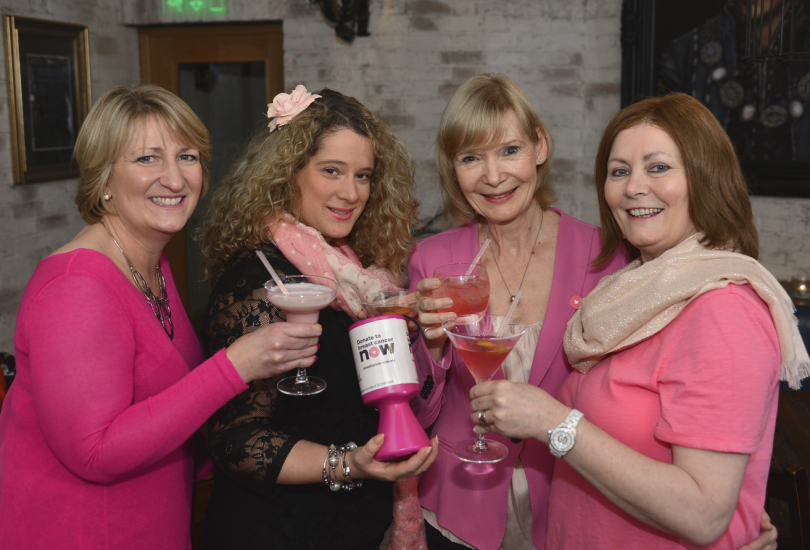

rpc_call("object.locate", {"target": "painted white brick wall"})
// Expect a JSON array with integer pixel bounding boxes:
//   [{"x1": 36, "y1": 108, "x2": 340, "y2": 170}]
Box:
[
  {"x1": 0, "y1": 0, "x2": 807, "y2": 352},
  {"x1": 0, "y1": 1, "x2": 140, "y2": 352}
]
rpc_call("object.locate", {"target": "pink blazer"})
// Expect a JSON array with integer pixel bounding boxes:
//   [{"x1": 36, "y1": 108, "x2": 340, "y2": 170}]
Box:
[{"x1": 407, "y1": 209, "x2": 628, "y2": 550}]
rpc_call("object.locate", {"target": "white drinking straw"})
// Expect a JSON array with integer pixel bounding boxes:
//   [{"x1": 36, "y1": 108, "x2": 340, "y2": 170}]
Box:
[
  {"x1": 465, "y1": 238, "x2": 492, "y2": 276},
  {"x1": 256, "y1": 250, "x2": 289, "y2": 294},
  {"x1": 497, "y1": 289, "x2": 523, "y2": 336}
]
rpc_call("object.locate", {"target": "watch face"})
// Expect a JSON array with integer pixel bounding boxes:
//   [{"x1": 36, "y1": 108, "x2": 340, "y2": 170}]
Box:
[{"x1": 550, "y1": 427, "x2": 575, "y2": 453}]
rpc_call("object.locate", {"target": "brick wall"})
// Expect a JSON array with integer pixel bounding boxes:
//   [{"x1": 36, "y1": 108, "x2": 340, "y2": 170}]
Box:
[
  {"x1": 0, "y1": 1, "x2": 140, "y2": 353},
  {"x1": 0, "y1": 0, "x2": 807, "y2": 351}
]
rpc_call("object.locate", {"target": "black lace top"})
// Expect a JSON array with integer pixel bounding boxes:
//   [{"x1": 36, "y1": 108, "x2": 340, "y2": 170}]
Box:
[{"x1": 200, "y1": 244, "x2": 392, "y2": 550}]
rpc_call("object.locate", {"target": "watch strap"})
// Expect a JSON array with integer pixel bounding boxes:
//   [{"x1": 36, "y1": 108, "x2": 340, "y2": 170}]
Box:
[{"x1": 547, "y1": 409, "x2": 584, "y2": 458}]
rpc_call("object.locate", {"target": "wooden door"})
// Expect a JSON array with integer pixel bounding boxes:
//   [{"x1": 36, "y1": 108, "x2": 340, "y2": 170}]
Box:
[{"x1": 139, "y1": 23, "x2": 283, "y2": 330}]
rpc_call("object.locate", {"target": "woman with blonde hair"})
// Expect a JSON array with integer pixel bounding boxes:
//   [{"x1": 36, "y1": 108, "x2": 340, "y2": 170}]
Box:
[
  {"x1": 0, "y1": 84, "x2": 321, "y2": 549},
  {"x1": 199, "y1": 86, "x2": 437, "y2": 550},
  {"x1": 410, "y1": 73, "x2": 628, "y2": 550}
]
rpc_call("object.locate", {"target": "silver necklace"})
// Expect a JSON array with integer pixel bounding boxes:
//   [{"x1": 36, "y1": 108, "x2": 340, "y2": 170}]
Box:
[
  {"x1": 102, "y1": 223, "x2": 174, "y2": 339},
  {"x1": 486, "y1": 209, "x2": 545, "y2": 303}
]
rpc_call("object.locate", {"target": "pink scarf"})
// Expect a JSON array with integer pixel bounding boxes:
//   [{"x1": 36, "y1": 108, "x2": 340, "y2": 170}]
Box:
[
  {"x1": 270, "y1": 214, "x2": 427, "y2": 550},
  {"x1": 270, "y1": 215, "x2": 402, "y2": 320}
]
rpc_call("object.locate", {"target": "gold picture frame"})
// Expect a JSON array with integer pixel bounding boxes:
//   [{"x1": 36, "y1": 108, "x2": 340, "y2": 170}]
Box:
[{"x1": 3, "y1": 15, "x2": 91, "y2": 184}]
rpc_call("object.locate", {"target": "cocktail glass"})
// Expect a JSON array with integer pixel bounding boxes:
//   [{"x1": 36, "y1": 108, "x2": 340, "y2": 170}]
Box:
[
  {"x1": 264, "y1": 275, "x2": 338, "y2": 396},
  {"x1": 433, "y1": 263, "x2": 489, "y2": 322},
  {"x1": 443, "y1": 314, "x2": 527, "y2": 463},
  {"x1": 359, "y1": 290, "x2": 417, "y2": 318}
]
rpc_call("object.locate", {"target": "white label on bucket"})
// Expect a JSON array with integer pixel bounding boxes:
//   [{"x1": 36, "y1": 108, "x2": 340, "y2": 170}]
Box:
[{"x1": 349, "y1": 317, "x2": 418, "y2": 395}]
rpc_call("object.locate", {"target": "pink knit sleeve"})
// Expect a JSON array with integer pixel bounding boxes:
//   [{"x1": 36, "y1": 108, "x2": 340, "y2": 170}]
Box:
[
  {"x1": 24, "y1": 273, "x2": 246, "y2": 483},
  {"x1": 407, "y1": 242, "x2": 458, "y2": 428}
]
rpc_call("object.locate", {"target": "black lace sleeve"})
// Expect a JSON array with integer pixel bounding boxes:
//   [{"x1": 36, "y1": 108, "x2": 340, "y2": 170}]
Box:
[
  {"x1": 201, "y1": 246, "x2": 393, "y2": 548},
  {"x1": 203, "y1": 245, "x2": 302, "y2": 495}
]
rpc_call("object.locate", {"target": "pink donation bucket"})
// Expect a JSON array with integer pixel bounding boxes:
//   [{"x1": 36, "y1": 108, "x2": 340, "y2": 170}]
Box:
[{"x1": 349, "y1": 315, "x2": 430, "y2": 461}]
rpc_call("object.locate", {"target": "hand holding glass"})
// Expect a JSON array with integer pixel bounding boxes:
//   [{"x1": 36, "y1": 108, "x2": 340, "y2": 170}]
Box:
[
  {"x1": 265, "y1": 275, "x2": 337, "y2": 395},
  {"x1": 443, "y1": 314, "x2": 526, "y2": 463},
  {"x1": 433, "y1": 263, "x2": 489, "y2": 320},
  {"x1": 359, "y1": 290, "x2": 417, "y2": 318}
]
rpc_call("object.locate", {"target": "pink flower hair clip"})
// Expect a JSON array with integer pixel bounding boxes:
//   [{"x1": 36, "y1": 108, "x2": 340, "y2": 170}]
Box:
[{"x1": 266, "y1": 85, "x2": 321, "y2": 132}]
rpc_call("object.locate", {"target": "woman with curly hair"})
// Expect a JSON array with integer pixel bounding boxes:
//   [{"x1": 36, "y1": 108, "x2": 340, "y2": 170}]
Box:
[{"x1": 198, "y1": 86, "x2": 437, "y2": 550}]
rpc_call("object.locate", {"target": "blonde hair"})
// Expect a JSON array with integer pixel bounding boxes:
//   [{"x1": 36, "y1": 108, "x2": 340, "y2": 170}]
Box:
[
  {"x1": 74, "y1": 84, "x2": 211, "y2": 224},
  {"x1": 593, "y1": 92, "x2": 758, "y2": 265},
  {"x1": 200, "y1": 89, "x2": 418, "y2": 282},
  {"x1": 436, "y1": 73, "x2": 555, "y2": 224}
]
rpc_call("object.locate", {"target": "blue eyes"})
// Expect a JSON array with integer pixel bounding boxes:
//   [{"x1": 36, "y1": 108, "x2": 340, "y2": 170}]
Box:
[
  {"x1": 458, "y1": 146, "x2": 521, "y2": 164},
  {"x1": 137, "y1": 154, "x2": 198, "y2": 164},
  {"x1": 610, "y1": 164, "x2": 670, "y2": 177}
]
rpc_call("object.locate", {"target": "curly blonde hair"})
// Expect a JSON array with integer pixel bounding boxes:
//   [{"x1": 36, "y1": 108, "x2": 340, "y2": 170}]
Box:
[{"x1": 200, "y1": 88, "x2": 418, "y2": 282}]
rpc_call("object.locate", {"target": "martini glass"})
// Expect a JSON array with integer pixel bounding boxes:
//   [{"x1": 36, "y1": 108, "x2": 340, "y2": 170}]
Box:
[
  {"x1": 433, "y1": 263, "x2": 489, "y2": 322},
  {"x1": 264, "y1": 275, "x2": 337, "y2": 396},
  {"x1": 443, "y1": 314, "x2": 527, "y2": 463}
]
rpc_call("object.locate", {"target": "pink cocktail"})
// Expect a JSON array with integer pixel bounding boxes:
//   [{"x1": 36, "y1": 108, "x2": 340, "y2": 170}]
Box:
[
  {"x1": 433, "y1": 263, "x2": 489, "y2": 319},
  {"x1": 455, "y1": 340, "x2": 512, "y2": 382},
  {"x1": 265, "y1": 275, "x2": 337, "y2": 396},
  {"x1": 443, "y1": 314, "x2": 526, "y2": 463}
]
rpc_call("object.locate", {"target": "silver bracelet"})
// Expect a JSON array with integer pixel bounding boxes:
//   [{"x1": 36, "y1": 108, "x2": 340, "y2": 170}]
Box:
[
  {"x1": 323, "y1": 444, "x2": 342, "y2": 492},
  {"x1": 339, "y1": 442, "x2": 362, "y2": 491}
]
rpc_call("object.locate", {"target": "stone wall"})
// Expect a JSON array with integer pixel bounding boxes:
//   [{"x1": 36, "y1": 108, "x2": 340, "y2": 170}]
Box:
[{"x1": 0, "y1": 0, "x2": 807, "y2": 352}]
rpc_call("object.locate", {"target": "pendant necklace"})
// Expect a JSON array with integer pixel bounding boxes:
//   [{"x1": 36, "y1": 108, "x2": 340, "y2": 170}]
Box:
[
  {"x1": 102, "y1": 222, "x2": 174, "y2": 339},
  {"x1": 486, "y1": 209, "x2": 545, "y2": 304}
]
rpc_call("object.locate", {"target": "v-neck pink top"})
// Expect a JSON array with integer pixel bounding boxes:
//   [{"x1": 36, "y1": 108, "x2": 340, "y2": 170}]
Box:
[{"x1": 0, "y1": 249, "x2": 247, "y2": 550}]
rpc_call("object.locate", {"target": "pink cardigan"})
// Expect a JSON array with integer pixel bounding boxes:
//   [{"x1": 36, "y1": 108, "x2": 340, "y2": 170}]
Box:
[
  {"x1": 407, "y1": 209, "x2": 628, "y2": 550},
  {"x1": 0, "y1": 249, "x2": 247, "y2": 550}
]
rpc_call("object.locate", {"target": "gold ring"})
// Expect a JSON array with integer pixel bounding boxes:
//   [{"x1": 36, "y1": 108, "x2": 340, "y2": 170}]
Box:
[{"x1": 477, "y1": 410, "x2": 487, "y2": 426}]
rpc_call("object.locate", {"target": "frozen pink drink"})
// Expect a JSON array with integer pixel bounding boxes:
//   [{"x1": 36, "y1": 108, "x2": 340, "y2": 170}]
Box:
[{"x1": 267, "y1": 283, "x2": 336, "y2": 323}]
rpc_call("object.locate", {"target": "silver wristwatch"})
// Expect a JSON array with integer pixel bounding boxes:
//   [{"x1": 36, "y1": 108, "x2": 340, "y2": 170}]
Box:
[{"x1": 548, "y1": 409, "x2": 584, "y2": 458}]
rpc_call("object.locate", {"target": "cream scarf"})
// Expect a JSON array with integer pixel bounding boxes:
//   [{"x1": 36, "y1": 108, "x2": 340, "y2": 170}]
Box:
[{"x1": 564, "y1": 233, "x2": 810, "y2": 389}]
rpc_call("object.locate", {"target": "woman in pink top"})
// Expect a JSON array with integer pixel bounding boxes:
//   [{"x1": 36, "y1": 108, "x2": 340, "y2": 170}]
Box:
[
  {"x1": 0, "y1": 85, "x2": 323, "y2": 550},
  {"x1": 471, "y1": 93, "x2": 810, "y2": 549}
]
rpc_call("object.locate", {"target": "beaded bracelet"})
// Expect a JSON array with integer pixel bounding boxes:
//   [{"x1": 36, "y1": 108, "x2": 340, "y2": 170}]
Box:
[
  {"x1": 323, "y1": 444, "x2": 342, "y2": 492},
  {"x1": 339, "y1": 442, "x2": 363, "y2": 491},
  {"x1": 321, "y1": 442, "x2": 363, "y2": 492}
]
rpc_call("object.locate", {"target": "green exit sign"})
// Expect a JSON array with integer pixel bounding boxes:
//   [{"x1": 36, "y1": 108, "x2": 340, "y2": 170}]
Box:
[{"x1": 163, "y1": 0, "x2": 227, "y2": 16}]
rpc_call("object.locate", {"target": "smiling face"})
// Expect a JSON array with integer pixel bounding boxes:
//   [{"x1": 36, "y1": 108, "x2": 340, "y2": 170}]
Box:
[
  {"x1": 295, "y1": 128, "x2": 374, "y2": 240},
  {"x1": 605, "y1": 123, "x2": 696, "y2": 263},
  {"x1": 453, "y1": 110, "x2": 546, "y2": 225},
  {"x1": 105, "y1": 115, "x2": 202, "y2": 245}
]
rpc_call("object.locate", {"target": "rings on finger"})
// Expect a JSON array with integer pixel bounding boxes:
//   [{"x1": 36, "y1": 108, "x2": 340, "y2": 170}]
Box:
[{"x1": 477, "y1": 410, "x2": 488, "y2": 426}]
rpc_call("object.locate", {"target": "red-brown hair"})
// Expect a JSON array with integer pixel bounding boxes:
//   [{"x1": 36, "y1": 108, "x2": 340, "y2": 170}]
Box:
[{"x1": 593, "y1": 92, "x2": 758, "y2": 265}]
